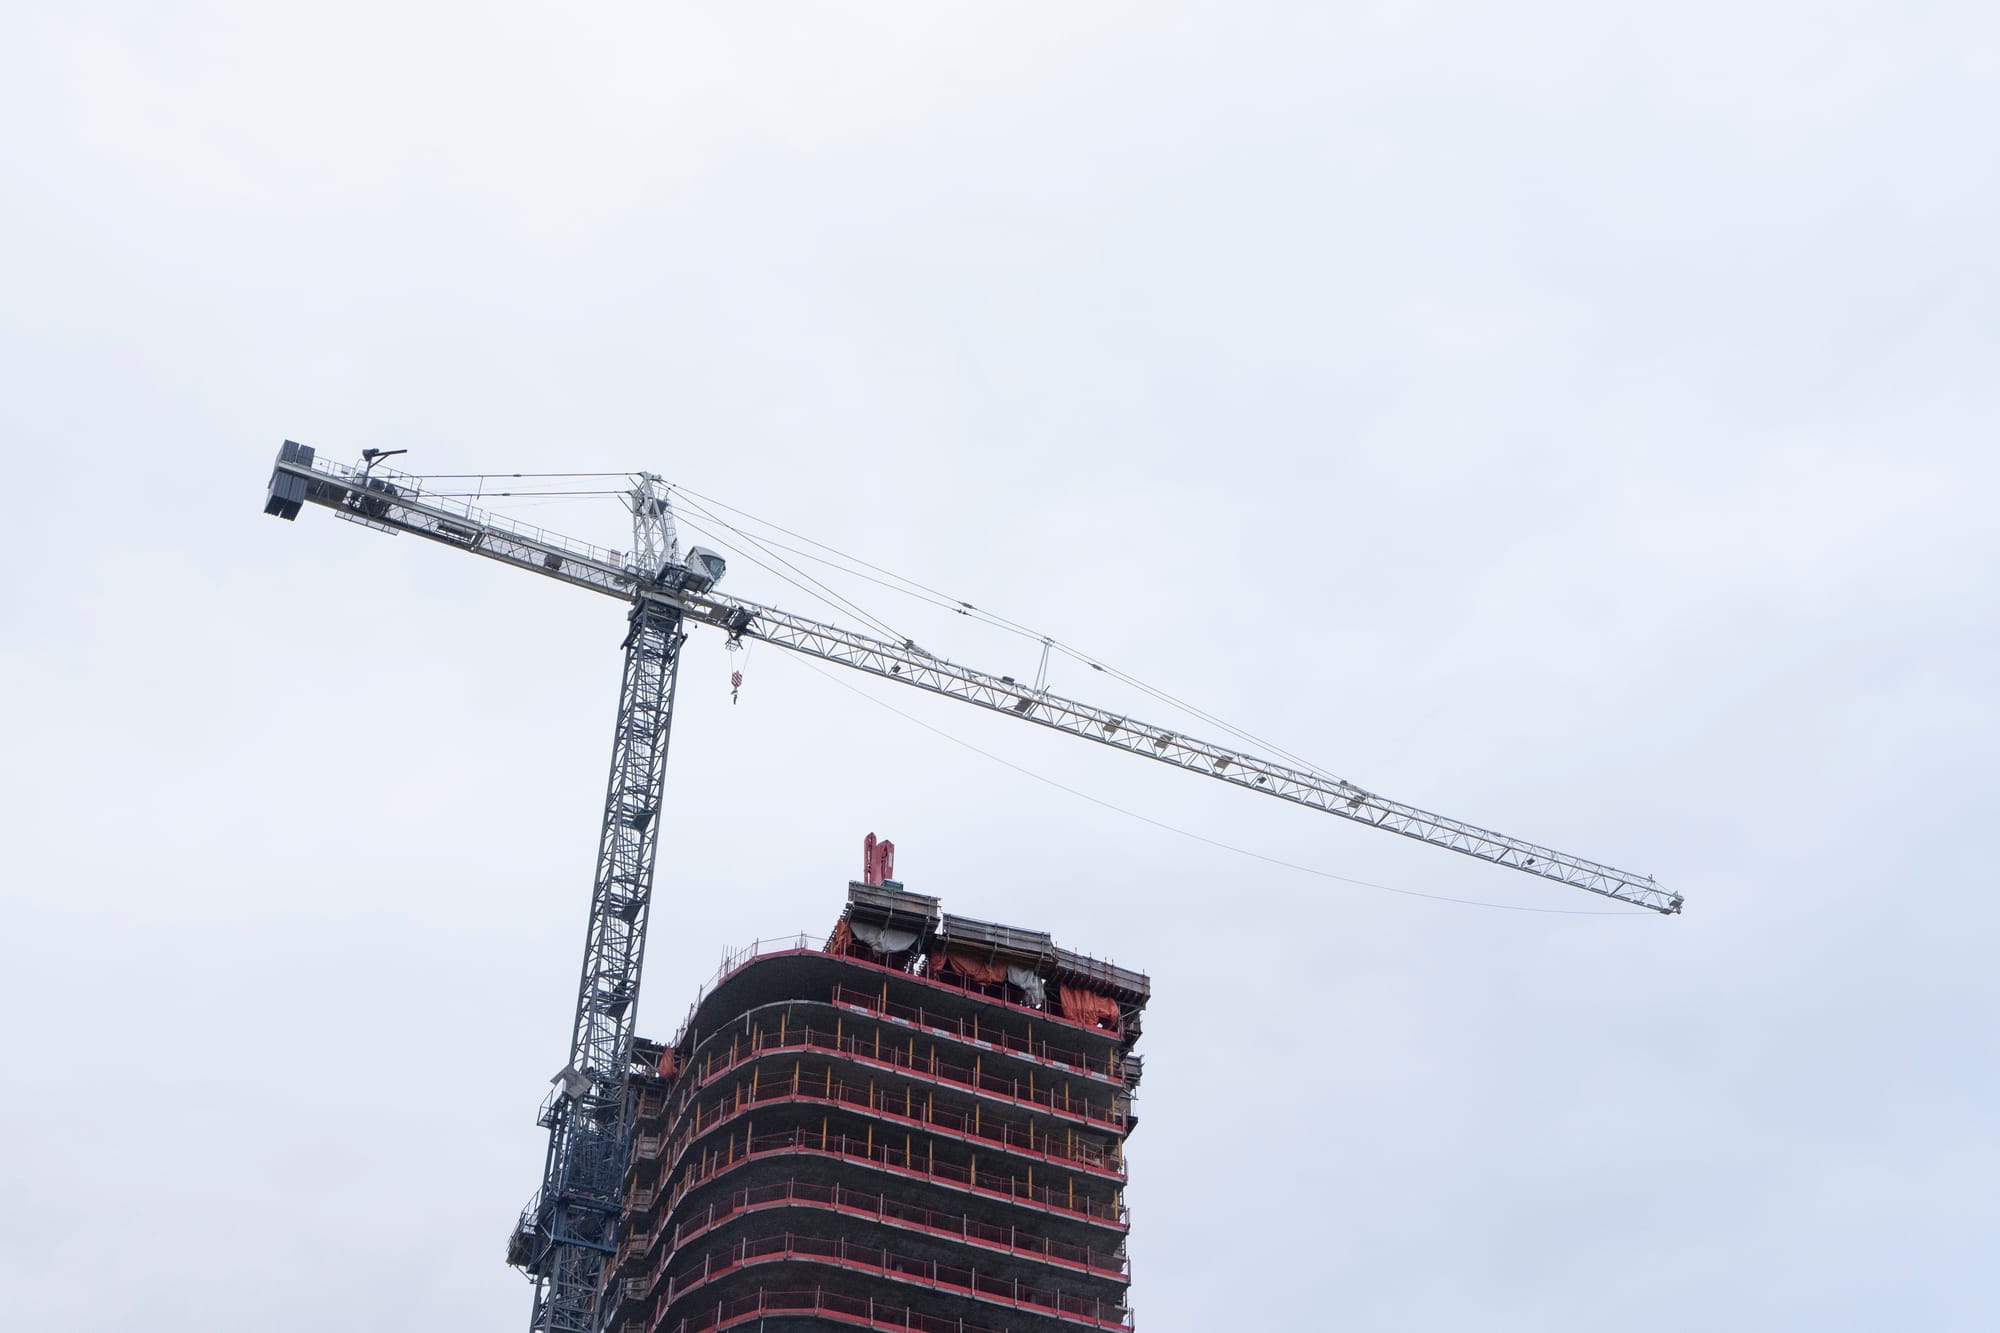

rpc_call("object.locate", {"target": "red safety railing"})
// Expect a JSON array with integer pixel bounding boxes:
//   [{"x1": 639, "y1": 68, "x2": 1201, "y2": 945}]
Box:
[
  {"x1": 668, "y1": 938, "x2": 1128, "y2": 1057},
  {"x1": 668, "y1": 1286, "x2": 1007, "y2": 1333},
  {"x1": 665, "y1": 1069, "x2": 1124, "y2": 1180},
  {"x1": 668, "y1": 1177, "x2": 1127, "y2": 1277},
  {"x1": 860, "y1": 949, "x2": 1127, "y2": 1041},
  {"x1": 829, "y1": 984, "x2": 1125, "y2": 1081},
  {"x1": 664, "y1": 1125, "x2": 1126, "y2": 1226},
  {"x1": 659, "y1": 1231, "x2": 1132, "y2": 1329},
  {"x1": 679, "y1": 1018, "x2": 1125, "y2": 1130},
  {"x1": 679, "y1": 937, "x2": 820, "y2": 1022}
]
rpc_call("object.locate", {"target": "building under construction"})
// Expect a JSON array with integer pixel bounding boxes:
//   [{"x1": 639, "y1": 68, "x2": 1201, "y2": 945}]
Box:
[{"x1": 604, "y1": 870, "x2": 1150, "y2": 1333}]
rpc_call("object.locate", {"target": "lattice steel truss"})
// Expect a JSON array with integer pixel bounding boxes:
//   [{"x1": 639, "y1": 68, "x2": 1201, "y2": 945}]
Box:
[{"x1": 517, "y1": 597, "x2": 684, "y2": 1333}]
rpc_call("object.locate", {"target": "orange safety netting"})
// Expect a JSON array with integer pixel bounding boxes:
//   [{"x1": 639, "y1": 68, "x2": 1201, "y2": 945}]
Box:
[
  {"x1": 828, "y1": 919, "x2": 854, "y2": 954},
  {"x1": 940, "y1": 951, "x2": 1010, "y2": 985},
  {"x1": 1058, "y1": 985, "x2": 1122, "y2": 1031}
]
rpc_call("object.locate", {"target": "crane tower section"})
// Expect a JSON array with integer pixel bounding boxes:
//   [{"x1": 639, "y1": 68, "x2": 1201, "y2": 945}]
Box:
[{"x1": 517, "y1": 593, "x2": 684, "y2": 1333}]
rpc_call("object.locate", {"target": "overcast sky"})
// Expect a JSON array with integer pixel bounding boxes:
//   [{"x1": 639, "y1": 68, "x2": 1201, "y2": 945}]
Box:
[{"x1": 3, "y1": 3, "x2": 1996, "y2": 1330}]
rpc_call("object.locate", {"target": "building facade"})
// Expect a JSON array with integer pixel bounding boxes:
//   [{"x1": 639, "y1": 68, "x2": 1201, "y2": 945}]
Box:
[{"x1": 606, "y1": 878, "x2": 1149, "y2": 1333}]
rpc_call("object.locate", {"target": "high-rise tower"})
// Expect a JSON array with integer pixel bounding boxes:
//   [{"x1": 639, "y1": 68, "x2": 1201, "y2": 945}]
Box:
[{"x1": 606, "y1": 873, "x2": 1149, "y2": 1333}]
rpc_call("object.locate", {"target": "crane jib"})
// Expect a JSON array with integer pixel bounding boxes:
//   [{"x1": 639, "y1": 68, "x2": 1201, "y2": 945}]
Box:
[{"x1": 681, "y1": 599, "x2": 1680, "y2": 915}]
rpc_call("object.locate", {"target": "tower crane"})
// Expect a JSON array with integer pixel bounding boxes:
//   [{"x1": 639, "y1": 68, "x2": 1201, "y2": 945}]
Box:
[{"x1": 261, "y1": 442, "x2": 1679, "y2": 1333}]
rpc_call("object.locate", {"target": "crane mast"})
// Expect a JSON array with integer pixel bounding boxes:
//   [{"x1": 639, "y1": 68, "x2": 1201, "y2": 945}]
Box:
[
  {"x1": 261, "y1": 442, "x2": 1677, "y2": 1331},
  {"x1": 516, "y1": 482, "x2": 687, "y2": 1333}
]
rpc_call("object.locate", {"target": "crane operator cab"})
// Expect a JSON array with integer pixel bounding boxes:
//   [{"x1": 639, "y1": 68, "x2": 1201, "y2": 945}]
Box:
[{"x1": 679, "y1": 546, "x2": 726, "y2": 594}]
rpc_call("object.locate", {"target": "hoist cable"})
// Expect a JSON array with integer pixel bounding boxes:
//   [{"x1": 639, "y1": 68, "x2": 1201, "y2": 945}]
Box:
[
  {"x1": 671, "y1": 484, "x2": 1341, "y2": 778},
  {"x1": 774, "y1": 653, "x2": 1648, "y2": 917},
  {"x1": 671, "y1": 509, "x2": 911, "y2": 646}
]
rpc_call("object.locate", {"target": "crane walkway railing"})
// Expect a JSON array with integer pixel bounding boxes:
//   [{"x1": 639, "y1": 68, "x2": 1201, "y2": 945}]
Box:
[{"x1": 283, "y1": 452, "x2": 638, "y2": 575}]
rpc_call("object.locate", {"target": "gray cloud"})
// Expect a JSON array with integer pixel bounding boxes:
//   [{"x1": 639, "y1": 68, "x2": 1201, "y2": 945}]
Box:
[{"x1": 2, "y1": 3, "x2": 1994, "y2": 1330}]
